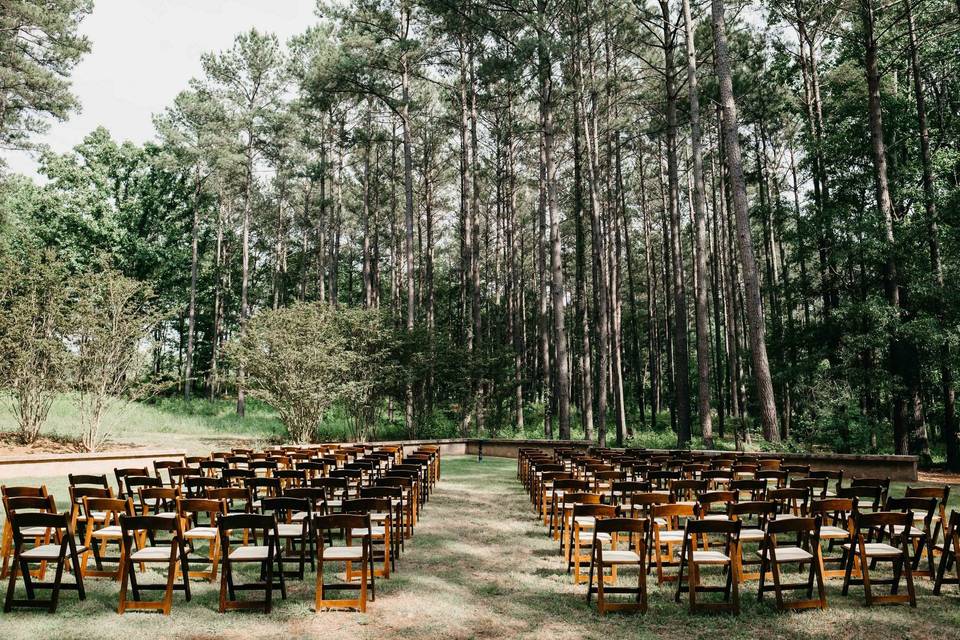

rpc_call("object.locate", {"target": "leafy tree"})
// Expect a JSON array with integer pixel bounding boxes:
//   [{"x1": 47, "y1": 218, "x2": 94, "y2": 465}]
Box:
[
  {"x1": 0, "y1": 240, "x2": 72, "y2": 443},
  {"x1": 70, "y1": 268, "x2": 160, "y2": 451},
  {"x1": 0, "y1": 0, "x2": 92, "y2": 150}
]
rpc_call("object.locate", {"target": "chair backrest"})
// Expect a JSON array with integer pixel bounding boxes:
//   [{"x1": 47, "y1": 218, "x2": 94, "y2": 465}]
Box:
[
  {"x1": 176, "y1": 497, "x2": 225, "y2": 526},
  {"x1": 68, "y1": 473, "x2": 109, "y2": 489},
  {"x1": 837, "y1": 485, "x2": 882, "y2": 511},
  {"x1": 790, "y1": 476, "x2": 829, "y2": 498},
  {"x1": 140, "y1": 487, "x2": 180, "y2": 514},
  {"x1": 84, "y1": 496, "x2": 133, "y2": 525},
  {"x1": 314, "y1": 513, "x2": 369, "y2": 536},
  {"x1": 311, "y1": 477, "x2": 350, "y2": 499},
  {"x1": 809, "y1": 497, "x2": 857, "y2": 529},
  {"x1": 886, "y1": 496, "x2": 936, "y2": 527},
  {"x1": 768, "y1": 487, "x2": 808, "y2": 516},
  {"x1": 1, "y1": 485, "x2": 48, "y2": 499},
  {"x1": 261, "y1": 496, "x2": 311, "y2": 523},
  {"x1": 125, "y1": 474, "x2": 161, "y2": 500},
  {"x1": 651, "y1": 502, "x2": 695, "y2": 529},
  {"x1": 342, "y1": 497, "x2": 392, "y2": 517},
  {"x1": 217, "y1": 513, "x2": 278, "y2": 543},
  {"x1": 765, "y1": 514, "x2": 820, "y2": 539},
  {"x1": 853, "y1": 510, "x2": 912, "y2": 540},
  {"x1": 206, "y1": 487, "x2": 253, "y2": 513},
  {"x1": 69, "y1": 486, "x2": 113, "y2": 521},
  {"x1": 9, "y1": 511, "x2": 72, "y2": 546},
  {"x1": 113, "y1": 467, "x2": 149, "y2": 499},
  {"x1": 684, "y1": 516, "x2": 742, "y2": 538},
  {"x1": 726, "y1": 500, "x2": 777, "y2": 527},
  {"x1": 696, "y1": 491, "x2": 737, "y2": 517},
  {"x1": 4, "y1": 494, "x2": 57, "y2": 515},
  {"x1": 571, "y1": 503, "x2": 617, "y2": 523},
  {"x1": 730, "y1": 479, "x2": 767, "y2": 501}
]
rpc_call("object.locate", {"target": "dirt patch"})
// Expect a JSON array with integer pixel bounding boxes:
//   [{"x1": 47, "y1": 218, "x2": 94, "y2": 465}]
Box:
[
  {"x1": 0, "y1": 431, "x2": 146, "y2": 456},
  {"x1": 918, "y1": 469, "x2": 960, "y2": 485}
]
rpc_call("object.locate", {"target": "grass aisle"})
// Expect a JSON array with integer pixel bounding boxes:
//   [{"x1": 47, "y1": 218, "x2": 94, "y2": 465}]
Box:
[{"x1": 2, "y1": 456, "x2": 960, "y2": 639}]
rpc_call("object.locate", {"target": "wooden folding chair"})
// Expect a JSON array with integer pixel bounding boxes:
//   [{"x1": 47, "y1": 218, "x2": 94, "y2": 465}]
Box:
[
  {"x1": 587, "y1": 517, "x2": 648, "y2": 615},
  {"x1": 1, "y1": 486, "x2": 49, "y2": 579},
  {"x1": 571, "y1": 503, "x2": 617, "y2": 585},
  {"x1": 650, "y1": 502, "x2": 695, "y2": 584},
  {"x1": 217, "y1": 513, "x2": 286, "y2": 613},
  {"x1": 756, "y1": 515, "x2": 827, "y2": 610},
  {"x1": 314, "y1": 513, "x2": 374, "y2": 612},
  {"x1": 726, "y1": 500, "x2": 777, "y2": 581},
  {"x1": 933, "y1": 509, "x2": 960, "y2": 595},
  {"x1": 885, "y1": 496, "x2": 937, "y2": 578},
  {"x1": 342, "y1": 497, "x2": 393, "y2": 579},
  {"x1": 809, "y1": 497, "x2": 857, "y2": 579},
  {"x1": 675, "y1": 518, "x2": 741, "y2": 614},
  {"x1": 176, "y1": 497, "x2": 225, "y2": 582},
  {"x1": 3, "y1": 511, "x2": 85, "y2": 613},
  {"x1": 261, "y1": 496, "x2": 314, "y2": 579},
  {"x1": 841, "y1": 510, "x2": 916, "y2": 607},
  {"x1": 80, "y1": 496, "x2": 133, "y2": 578},
  {"x1": 117, "y1": 514, "x2": 191, "y2": 614}
]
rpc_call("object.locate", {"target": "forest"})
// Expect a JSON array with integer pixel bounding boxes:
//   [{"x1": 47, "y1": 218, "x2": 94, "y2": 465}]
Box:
[{"x1": 1, "y1": 0, "x2": 959, "y2": 466}]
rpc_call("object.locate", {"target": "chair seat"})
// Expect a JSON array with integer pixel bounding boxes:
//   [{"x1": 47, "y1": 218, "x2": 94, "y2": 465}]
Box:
[
  {"x1": 740, "y1": 528, "x2": 764, "y2": 542},
  {"x1": 841, "y1": 542, "x2": 902, "y2": 558},
  {"x1": 690, "y1": 550, "x2": 730, "y2": 564},
  {"x1": 21, "y1": 543, "x2": 84, "y2": 561},
  {"x1": 322, "y1": 545, "x2": 364, "y2": 561},
  {"x1": 656, "y1": 529, "x2": 684, "y2": 543},
  {"x1": 774, "y1": 514, "x2": 799, "y2": 521},
  {"x1": 757, "y1": 546, "x2": 812, "y2": 562},
  {"x1": 92, "y1": 525, "x2": 123, "y2": 539},
  {"x1": 598, "y1": 550, "x2": 641, "y2": 564},
  {"x1": 574, "y1": 516, "x2": 596, "y2": 527},
  {"x1": 276, "y1": 523, "x2": 307, "y2": 537},
  {"x1": 327, "y1": 499, "x2": 342, "y2": 508},
  {"x1": 229, "y1": 545, "x2": 270, "y2": 561},
  {"x1": 577, "y1": 532, "x2": 611, "y2": 542},
  {"x1": 674, "y1": 500, "x2": 697, "y2": 507},
  {"x1": 292, "y1": 511, "x2": 310, "y2": 521},
  {"x1": 184, "y1": 526, "x2": 218, "y2": 540},
  {"x1": 891, "y1": 525, "x2": 925, "y2": 538},
  {"x1": 702, "y1": 514, "x2": 729, "y2": 521},
  {"x1": 819, "y1": 526, "x2": 849, "y2": 539},
  {"x1": 153, "y1": 512, "x2": 178, "y2": 519},
  {"x1": 350, "y1": 526, "x2": 386, "y2": 537},
  {"x1": 21, "y1": 526, "x2": 55, "y2": 536},
  {"x1": 130, "y1": 547, "x2": 174, "y2": 562}
]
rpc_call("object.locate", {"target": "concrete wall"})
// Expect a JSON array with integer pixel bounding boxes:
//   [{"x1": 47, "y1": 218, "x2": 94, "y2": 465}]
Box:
[
  {"x1": 0, "y1": 439, "x2": 918, "y2": 481},
  {"x1": 463, "y1": 439, "x2": 919, "y2": 482},
  {"x1": 0, "y1": 450, "x2": 187, "y2": 480}
]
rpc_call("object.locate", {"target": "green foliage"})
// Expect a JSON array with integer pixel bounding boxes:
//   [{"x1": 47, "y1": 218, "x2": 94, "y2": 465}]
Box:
[
  {"x1": 70, "y1": 268, "x2": 162, "y2": 451},
  {"x1": 0, "y1": 240, "x2": 72, "y2": 443},
  {"x1": 0, "y1": 0, "x2": 92, "y2": 150}
]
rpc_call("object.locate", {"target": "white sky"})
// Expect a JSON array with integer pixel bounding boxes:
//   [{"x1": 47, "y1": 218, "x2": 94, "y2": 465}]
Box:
[{"x1": 1, "y1": 0, "x2": 317, "y2": 178}]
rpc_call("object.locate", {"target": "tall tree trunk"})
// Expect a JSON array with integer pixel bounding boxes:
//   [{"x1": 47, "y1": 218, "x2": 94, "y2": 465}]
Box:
[
  {"x1": 661, "y1": 0, "x2": 692, "y2": 444},
  {"x1": 710, "y1": 0, "x2": 779, "y2": 442},
  {"x1": 907, "y1": 0, "x2": 957, "y2": 467},
  {"x1": 400, "y1": 7, "x2": 416, "y2": 438},
  {"x1": 184, "y1": 165, "x2": 201, "y2": 402},
  {"x1": 236, "y1": 137, "x2": 254, "y2": 418},
  {"x1": 538, "y1": 11, "x2": 571, "y2": 440},
  {"x1": 682, "y1": 0, "x2": 713, "y2": 446}
]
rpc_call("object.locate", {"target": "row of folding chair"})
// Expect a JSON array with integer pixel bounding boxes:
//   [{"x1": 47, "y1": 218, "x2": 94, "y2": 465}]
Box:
[
  {"x1": 0, "y1": 444, "x2": 442, "y2": 615},
  {"x1": 518, "y1": 447, "x2": 960, "y2": 615}
]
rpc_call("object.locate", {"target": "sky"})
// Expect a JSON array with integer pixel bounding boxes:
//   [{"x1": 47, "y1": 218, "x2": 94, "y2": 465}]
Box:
[{"x1": 1, "y1": 0, "x2": 317, "y2": 178}]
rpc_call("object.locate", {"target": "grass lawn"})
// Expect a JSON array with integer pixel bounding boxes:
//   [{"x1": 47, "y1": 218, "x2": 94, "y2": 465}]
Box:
[{"x1": 1, "y1": 456, "x2": 959, "y2": 639}]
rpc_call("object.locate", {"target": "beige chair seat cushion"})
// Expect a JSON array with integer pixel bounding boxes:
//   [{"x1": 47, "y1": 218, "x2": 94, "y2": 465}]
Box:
[
  {"x1": 184, "y1": 526, "x2": 218, "y2": 540},
  {"x1": 890, "y1": 525, "x2": 925, "y2": 538},
  {"x1": 702, "y1": 514, "x2": 729, "y2": 521},
  {"x1": 350, "y1": 526, "x2": 385, "y2": 537},
  {"x1": 21, "y1": 543, "x2": 85, "y2": 561},
  {"x1": 757, "y1": 546, "x2": 812, "y2": 562},
  {"x1": 598, "y1": 549, "x2": 641, "y2": 564},
  {"x1": 819, "y1": 526, "x2": 849, "y2": 539},
  {"x1": 92, "y1": 525, "x2": 123, "y2": 539},
  {"x1": 740, "y1": 528, "x2": 764, "y2": 542},
  {"x1": 229, "y1": 545, "x2": 270, "y2": 561},
  {"x1": 577, "y1": 532, "x2": 611, "y2": 543},
  {"x1": 21, "y1": 526, "x2": 55, "y2": 536},
  {"x1": 276, "y1": 523, "x2": 306, "y2": 537},
  {"x1": 322, "y1": 545, "x2": 364, "y2": 561},
  {"x1": 841, "y1": 542, "x2": 902, "y2": 557},
  {"x1": 690, "y1": 550, "x2": 730, "y2": 564},
  {"x1": 130, "y1": 546, "x2": 174, "y2": 562},
  {"x1": 655, "y1": 529, "x2": 685, "y2": 543},
  {"x1": 574, "y1": 516, "x2": 596, "y2": 527}
]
